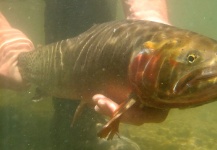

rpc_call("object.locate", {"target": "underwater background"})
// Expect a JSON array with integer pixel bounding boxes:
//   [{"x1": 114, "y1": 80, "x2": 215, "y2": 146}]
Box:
[{"x1": 0, "y1": 0, "x2": 217, "y2": 150}]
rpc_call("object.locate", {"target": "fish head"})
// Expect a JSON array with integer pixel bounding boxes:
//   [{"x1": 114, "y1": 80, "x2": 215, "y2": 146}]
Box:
[{"x1": 130, "y1": 28, "x2": 217, "y2": 108}]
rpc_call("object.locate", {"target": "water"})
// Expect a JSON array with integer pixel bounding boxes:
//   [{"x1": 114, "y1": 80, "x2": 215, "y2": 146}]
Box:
[{"x1": 0, "y1": 0, "x2": 217, "y2": 150}]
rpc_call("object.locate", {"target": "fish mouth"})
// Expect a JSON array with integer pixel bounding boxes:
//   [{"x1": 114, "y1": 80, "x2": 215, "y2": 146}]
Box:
[
  {"x1": 147, "y1": 66, "x2": 217, "y2": 109},
  {"x1": 173, "y1": 66, "x2": 217, "y2": 95}
]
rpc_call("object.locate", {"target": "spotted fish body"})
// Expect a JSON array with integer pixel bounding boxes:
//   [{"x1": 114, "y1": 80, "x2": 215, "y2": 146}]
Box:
[{"x1": 17, "y1": 20, "x2": 217, "y2": 139}]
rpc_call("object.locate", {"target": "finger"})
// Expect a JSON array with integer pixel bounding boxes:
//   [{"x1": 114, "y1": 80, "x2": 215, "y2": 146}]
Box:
[
  {"x1": 92, "y1": 94, "x2": 118, "y2": 117},
  {"x1": 92, "y1": 94, "x2": 107, "y2": 103}
]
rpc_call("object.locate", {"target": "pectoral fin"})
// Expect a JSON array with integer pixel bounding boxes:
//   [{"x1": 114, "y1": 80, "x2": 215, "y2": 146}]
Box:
[
  {"x1": 97, "y1": 98, "x2": 136, "y2": 140},
  {"x1": 70, "y1": 101, "x2": 86, "y2": 127},
  {"x1": 32, "y1": 87, "x2": 47, "y2": 102}
]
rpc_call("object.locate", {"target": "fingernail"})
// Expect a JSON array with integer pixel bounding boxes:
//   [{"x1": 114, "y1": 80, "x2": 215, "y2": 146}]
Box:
[
  {"x1": 94, "y1": 105, "x2": 100, "y2": 112},
  {"x1": 92, "y1": 94, "x2": 106, "y2": 101}
]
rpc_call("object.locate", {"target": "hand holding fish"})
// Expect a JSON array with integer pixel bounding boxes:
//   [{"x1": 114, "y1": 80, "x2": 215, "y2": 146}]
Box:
[
  {"x1": 93, "y1": 94, "x2": 169, "y2": 125},
  {"x1": 0, "y1": 0, "x2": 175, "y2": 140},
  {"x1": 0, "y1": 13, "x2": 34, "y2": 90},
  {"x1": 0, "y1": 14, "x2": 169, "y2": 130},
  {"x1": 0, "y1": 0, "x2": 170, "y2": 127}
]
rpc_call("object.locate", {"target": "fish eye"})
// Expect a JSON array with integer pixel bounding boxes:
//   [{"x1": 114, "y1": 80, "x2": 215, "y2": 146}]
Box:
[{"x1": 187, "y1": 54, "x2": 197, "y2": 63}]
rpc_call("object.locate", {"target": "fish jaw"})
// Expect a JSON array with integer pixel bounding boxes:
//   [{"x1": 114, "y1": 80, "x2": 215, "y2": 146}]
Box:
[{"x1": 156, "y1": 66, "x2": 217, "y2": 108}]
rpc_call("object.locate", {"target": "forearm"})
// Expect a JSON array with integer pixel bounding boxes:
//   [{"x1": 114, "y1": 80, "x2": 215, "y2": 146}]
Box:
[
  {"x1": 122, "y1": 0, "x2": 170, "y2": 24},
  {"x1": 0, "y1": 13, "x2": 33, "y2": 63},
  {"x1": 0, "y1": 12, "x2": 34, "y2": 90}
]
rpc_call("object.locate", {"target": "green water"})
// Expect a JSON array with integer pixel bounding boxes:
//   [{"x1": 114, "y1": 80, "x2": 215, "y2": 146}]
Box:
[{"x1": 0, "y1": 0, "x2": 217, "y2": 150}]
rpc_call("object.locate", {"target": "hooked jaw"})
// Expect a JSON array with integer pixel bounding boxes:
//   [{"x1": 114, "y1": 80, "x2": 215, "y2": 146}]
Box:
[
  {"x1": 152, "y1": 66, "x2": 217, "y2": 108},
  {"x1": 173, "y1": 66, "x2": 217, "y2": 95}
]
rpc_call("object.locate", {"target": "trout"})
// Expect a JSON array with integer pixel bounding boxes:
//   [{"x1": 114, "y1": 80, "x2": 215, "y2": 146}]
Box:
[{"x1": 17, "y1": 20, "x2": 217, "y2": 140}]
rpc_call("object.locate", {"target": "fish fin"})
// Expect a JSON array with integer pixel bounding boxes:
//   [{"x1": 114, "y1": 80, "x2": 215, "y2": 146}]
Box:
[
  {"x1": 97, "y1": 98, "x2": 136, "y2": 140},
  {"x1": 32, "y1": 87, "x2": 47, "y2": 102},
  {"x1": 70, "y1": 101, "x2": 86, "y2": 127}
]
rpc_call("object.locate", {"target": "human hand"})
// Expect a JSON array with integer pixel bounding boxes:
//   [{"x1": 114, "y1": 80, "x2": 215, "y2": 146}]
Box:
[
  {"x1": 92, "y1": 0, "x2": 170, "y2": 127},
  {"x1": 122, "y1": 0, "x2": 170, "y2": 25},
  {"x1": 93, "y1": 94, "x2": 169, "y2": 139},
  {"x1": 93, "y1": 94, "x2": 169, "y2": 126},
  {"x1": 0, "y1": 13, "x2": 34, "y2": 90}
]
